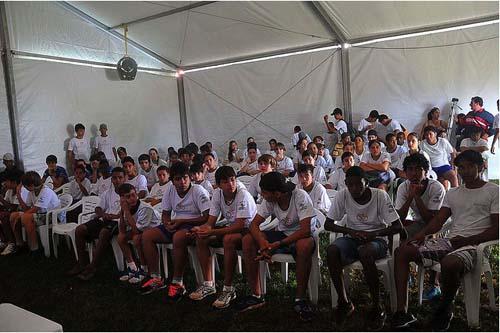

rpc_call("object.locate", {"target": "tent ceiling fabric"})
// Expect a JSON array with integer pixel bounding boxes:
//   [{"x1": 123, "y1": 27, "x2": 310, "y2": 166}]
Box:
[
  {"x1": 321, "y1": 1, "x2": 498, "y2": 41},
  {"x1": 66, "y1": 1, "x2": 498, "y2": 68}
]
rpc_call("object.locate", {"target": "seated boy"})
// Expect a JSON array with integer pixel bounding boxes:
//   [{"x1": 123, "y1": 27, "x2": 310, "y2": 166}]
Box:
[
  {"x1": 117, "y1": 183, "x2": 161, "y2": 284},
  {"x1": 178, "y1": 148, "x2": 192, "y2": 166},
  {"x1": 66, "y1": 165, "x2": 92, "y2": 222},
  {"x1": 291, "y1": 151, "x2": 327, "y2": 184},
  {"x1": 140, "y1": 162, "x2": 211, "y2": 297},
  {"x1": 317, "y1": 143, "x2": 334, "y2": 173},
  {"x1": 392, "y1": 150, "x2": 498, "y2": 330},
  {"x1": 367, "y1": 129, "x2": 386, "y2": 150},
  {"x1": 190, "y1": 163, "x2": 214, "y2": 197},
  {"x1": 0, "y1": 170, "x2": 29, "y2": 255},
  {"x1": 122, "y1": 156, "x2": 148, "y2": 199},
  {"x1": 66, "y1": 167, "x2": 126, "y2": 280},
  {"x1": 296, "y1": 164, "x2": 331, "y2": 213},
  {"x1": 385, "y1": 133, "x2": 408, "y2": 170},
  {"x1": 275, "y1": 142, "x2": 294, "y2": 177},
  {"x1": 237, "y1": 172, "x2": 316, "y2": 321},
  {"x1": 265, "y1": 139, "x2": 277, "y2": 157},
  {"x1": 307, "y1": 142, "x2": 328, "y2": 170},
  {"x1": 325, "y1": 152, "x2": 355, "y2": 191},
  {"x1": 203, "y1": 153, "x2": 218, "y2": 188},
  {"x1": 42, "y1": 155, "x2": 68, "y2": 190},
  {"x1": 138, "y1": 154, "x2": 158, "y2": 191},
  {"x1": 94, "y1": 159, "x2": 112, "y2": 195},
  {"x1": 189, "y1": 166, "x2": 257, "y2": 308},
  {"x1": 10, "y1": 171, "x2": 61, "y2": 254},
  {"x1": 325, "y1": 166, "x2": 403, "y2": 330},
  {"x1": 145, "y1": 166, "x2": 170, "y2": 207},
  {"x1": 460, "y1": 127, "x2": 489, "y2": 179}
]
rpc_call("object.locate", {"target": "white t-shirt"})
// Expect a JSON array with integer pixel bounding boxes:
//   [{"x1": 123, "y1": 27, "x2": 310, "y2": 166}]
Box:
[
  {"x1": 395, "y1": 179, "x2": 445, "y2": 223},
  {"x1": 68, "y1": 137, "x2": 91, "y2": 162},
  {"x1": 444, "y1": 182, "x2": 499, "y2": 239},
  {"x1": 26, "y1": 186, "x2": 61, "y2": 213},
  {"x1": 315, "y1": 155, "x2": 328, "y2": 170},
  {"x1": 322, "y1": 153, "x2": 334, "y2": 172},
  {"x1": 276, "y1": 156, "x2": 294, "y2": 174},
  {"x1": 358, "y1": 118, "x2": 375, "y2": 134},
  {"x1": 264, "y1": 150, "x2": 277, "y2": 158},
  {"x1": 291, "y1": 166, "x2": 327, "y2": 185},
  {"x1": 361, "y1": 151, "x2": 391, "y2": 165},
  {"x1": 126, "y1": 174, "x2": 149, "y2": 194},
  {"x1": 327, "y1": 168, "x2": 347, "y2": 191},
  {"x1": 205, "y1": 168, "x2": 218, "y2": 187},
  {"x1": 242, "y1": 159, "x2": 259, "y2": 174},
  {"x1": 385, "y1": 145, "x2": 408, "y2": 165},
  {"x1": 68, "y1": 178, "x2": 91, "y2": 201},
  {"x1": 139, "y1": 166, "x2": 158, "y2": 188},
  {"x1": 291, "y1": 133, "x2": 312, "y2": 147},
  {"x1": 420, "y1": 138, "x2": 454, "y2": 167},
  {"x1": 297, "y1": 182, "x2": 331, "y2": 213},
  {"x1": 148, "y1": 182, "x2": 170, "y2": 200},
  {"x1": 209, "y1": 187, "x2": 257, "y2": 228},
  {"x1": 257, "y1": 188, "x2": 316, "y2": 236},
  {"x1": 460, "y1": 138, "x2": 489, "y2": 150},
  {"x1": 161, "y1": 183, "x2": 211, "y2": 220},
  {"x1": 98, "y1": 187, "x2": 121, "y2": 220},
  {"x1": 196, "y1": 179, "x2": 214, "y2": 197},
  {"x1": 334, "y1": 119, "x2": 348, "y2": 134},
  {"x1": 3, "y1": 187, "x2": 30, "y2": 205},
  {"x1": 327, "y1": 188, "x2": 398, "y2": 232},
  {"x1": 129, "y1": 201, "x2": 161, "y2": 231},
  {"x1": 95, "y1": 176, "x2": 112, "y2": 196},
  {"x1": 94, "y1": 135, "x2": 115, "y2": 161},
  {"x1": 293, "y1": 150, "x2": 304, "y2": 165}
]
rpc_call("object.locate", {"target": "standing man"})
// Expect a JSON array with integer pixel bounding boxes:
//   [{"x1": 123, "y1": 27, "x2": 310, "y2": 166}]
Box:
[
  {"x1": 94, "y1": 123, "x2": 118, "y2": 164},
  {"x1": 463, "y1": 96, "x2": 495, "y2": 139}
]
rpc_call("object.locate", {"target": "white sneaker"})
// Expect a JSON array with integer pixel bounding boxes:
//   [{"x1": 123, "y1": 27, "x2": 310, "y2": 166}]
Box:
[
  {"x1": 1, "y1": 243, "x2": 16, "y2": 256},
  {"x1": 213, "y1": 289, "x2": 237, "y2": 309},
  {"x1": 0, "y1": 242, "x2": 7, "y2": 251},
  {"x1": 188, "y1": 283, "x2": 216, "y2": 301}
]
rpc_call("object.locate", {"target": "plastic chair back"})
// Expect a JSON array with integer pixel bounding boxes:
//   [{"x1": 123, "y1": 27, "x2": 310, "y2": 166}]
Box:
[{"x1": 78, "y1": 196, "x2": 101, "y2": 224}]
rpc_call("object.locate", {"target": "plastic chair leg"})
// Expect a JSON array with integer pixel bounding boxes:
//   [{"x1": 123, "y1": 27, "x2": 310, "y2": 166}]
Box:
[
  {"x1": 52, "y1": 233, "x2": 59, "y2": 258},
  {"x1": 281, "y1": 262, "x2": 289, "y2": 283},
  {"x1": 237, "y1": 255, "x2": 243, "y2": 274},
  {"x1": 330, "y1": 278, "x2": 338, "y2": 308},
  {"x1": 309, "y1": 257, "x2": 319, "y2": 305},
  {"x1": 69, "y1": 230, "x2": 78, "y2": 261},
  {"x1": 259, "y1": 261, "x2": 267, "y2": 295},
  {"x1": 188, "y1": 246, "x2": 204, "y2": 285},
  {"x1": 417, "y1": 264, "x2": 425, "y2": 305},
  {"x1": 463, "y1": 269, "x2": 481, "y2": 328},
  {"x1": 38, "y1": 225, "x2": 50, "y2": 257},
  {"x1": 111, "y1": 237, "x2": 124, "y2": 271}
]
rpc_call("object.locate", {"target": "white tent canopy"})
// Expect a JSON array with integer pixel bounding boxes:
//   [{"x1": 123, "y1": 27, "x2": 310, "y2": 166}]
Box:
[{"x1": 0, "y1": 1, "x2": 498, "y2": 177}]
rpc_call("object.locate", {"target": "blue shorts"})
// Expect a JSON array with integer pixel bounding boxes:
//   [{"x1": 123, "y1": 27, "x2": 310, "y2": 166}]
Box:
[
  {"x1": 432, "y1": 164, "x2": 453, "y2": 178},
  {"x1": 329, "y1": 236, "x2": 388, "y2": 266},
  {"x1": 156, "y1": 223, "x2": 194, "y2": 243},
  {"x1": 263, "y1": 230, "x2": 315, "y2": 258}
]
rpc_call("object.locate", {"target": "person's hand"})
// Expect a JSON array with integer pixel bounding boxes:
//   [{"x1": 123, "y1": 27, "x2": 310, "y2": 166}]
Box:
[
  {"x1": 120, "y1": 197, "x2": 129, "y2": 211},
  {"x1": 268, "y1": 241, "x2": 281, "y2": 251},
  {"x1": 165, "y1": 220, "x2": 177, "y2": 232},
  {"x1": 144, "y1": 197, "x2": 153, "y2": 203},
  {"x1": 16, "y1": 184, "x2": 22, "y2": 196},
  {"x1": 491, "y1": 145, "x2": 496, "y2": 154},
  {"x1": 194, "y1": 224, "x2": 212, "y2": 239},
  {"x1": 255, "y1": 248, "x2": 272, "y2": 262},
  {"x1": 404, "y1": 232, "x2": 425, "y2": 247},
  {"x1": 323, "y1": 115, "x2": 329, "y2": 121},
  {"x1": 449, "y1": 236, "x2": 468, "y2": 250},
  {"x1": 350, "y1": 230, "x2": 371, "y2": 241},
  {"x1": 409, "y1": 183, "x2": 425, "y2": 198}
]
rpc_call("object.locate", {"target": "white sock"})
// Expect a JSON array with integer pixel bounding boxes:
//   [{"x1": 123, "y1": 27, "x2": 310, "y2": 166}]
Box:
[
  {"x1": 126, "y1": 262, "x2": 138, "y2": 271},
  {"x1": 172, "y1": 277, "x2": 183, "y2": 285},
  {"x1": 151, "y1": 273, "x2": 160, "y2": 279},
  {"x1": 203, "y1": 280, "x2": 215, "y2": 287}
]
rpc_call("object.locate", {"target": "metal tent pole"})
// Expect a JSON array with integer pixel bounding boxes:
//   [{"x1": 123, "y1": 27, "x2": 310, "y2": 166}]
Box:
[
  {"x1": 0, "y1": 2, "x2": 23, "y2": 170},
  {"x1": 177, "y1": 74, "x2": 189, "y2": 146}
]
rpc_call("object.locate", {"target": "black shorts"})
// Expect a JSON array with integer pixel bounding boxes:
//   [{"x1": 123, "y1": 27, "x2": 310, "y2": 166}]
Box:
[
  {"x1": 156, "y1": 223, "x2": 195, "y2": 243},
  {"x1": 84, "y1": 218, "x2": 118, "y2": 240}
]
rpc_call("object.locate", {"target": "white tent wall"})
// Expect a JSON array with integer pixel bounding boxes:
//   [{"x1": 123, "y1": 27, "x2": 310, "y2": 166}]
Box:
[
  {"x1": 184, "y1": 48, "x2": 343, "y2": 158},
  {"x1": 349, "y1": 24, "x2": 499, "y2": 178},
  {"x1": 13, "y1": 58, "x2": 181, "y2": 174},
  {"x1": 0, "y1": 62, "x2": 13, "y2": 157}
]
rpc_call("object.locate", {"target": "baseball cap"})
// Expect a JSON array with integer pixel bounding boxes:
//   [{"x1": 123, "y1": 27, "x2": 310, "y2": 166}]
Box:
[
  {"x1": 99, "y1": 123, "x2": 108, "y2": 130},
  {"x1": 3, "y1": 153, "x2": 14, "y2": 161}
]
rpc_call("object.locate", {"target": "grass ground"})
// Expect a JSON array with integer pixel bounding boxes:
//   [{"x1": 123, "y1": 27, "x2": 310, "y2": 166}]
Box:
[{"x1": 0, "y1": 237, "x2": 498, "y2": 332}]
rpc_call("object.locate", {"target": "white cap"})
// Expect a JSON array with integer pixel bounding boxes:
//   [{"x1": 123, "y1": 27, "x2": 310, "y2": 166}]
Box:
[{"x1": 2, "y1": 153, "x2": 14, "y2": 161}]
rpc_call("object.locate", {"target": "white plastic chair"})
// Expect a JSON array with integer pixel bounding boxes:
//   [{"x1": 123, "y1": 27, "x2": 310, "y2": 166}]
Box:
[
  {"x1": 157, "y1": 243, "x2": 204, "y2": 284},
  {"x1": 54, "y1": 183, "x2": 70, "y2": 195},
  {"x1": 416, "y1": 240, "x2": 498, "y2": 328},
  {"x1": 37, "y1": 194, "x2": 72, "y2": 257},
  {"x1": 237, "y1": 175, "x2": 253, "y2": 189},
  {"x1": 258, "y1": 209, "x2": 326, "y2": 305},
  {"x1": 52, "y1": 196, "x2": 100, "y2": 260},
  {"x1": 329, "y1": 219, "x2": 399, "y2": 312}
]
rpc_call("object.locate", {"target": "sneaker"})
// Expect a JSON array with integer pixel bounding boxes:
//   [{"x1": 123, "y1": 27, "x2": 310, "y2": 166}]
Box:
[
  {"x1": 335, "y1": 301, "x2": 355, "y2": 324},
  {"x1": 189, "y1": 283, "x2": 216, "y2": 301},
  {"x1": 430, "y1": 304, "x2": 453, "y2": 331},
  {"x1": 140, "y1": 277, "x2": 166, "y2": 295},
  {"x1": 167, "y1": 283, "x2": 186, "y2": 301},
  {"x1": 128, "y1": 269, "x2": 146, "y2": 284},
  {"x1": 119, "y1": 268, "x2": 135, "y2": 282},
  {"x1": 392, "y1": 311, "x2": 417, "y2": 329},
  {"x1": 293, "y1": 299, "x2": 314, "y2": 322},
  {"x1": 0, "y1": 243, "x2": 16, "y2": 256},
  {"x1": 0, "y1": 242, "x2": 7, "y2": 251},
  {"x1": 367, "y1": 306, "x2": 386, "y2": 331},
  {"x1": 423, "y1": 286, "x2": 442, "y2": 301},
  {"x1": 234, "y1": 295, "x2": 265, "y2": 312},
  {"x1": 212, "y1": 289, "x2": 237, "y2": 309}
]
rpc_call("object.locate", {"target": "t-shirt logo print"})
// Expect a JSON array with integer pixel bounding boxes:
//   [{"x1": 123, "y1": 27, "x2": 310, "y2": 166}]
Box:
[
  {"x1": 281, "y1": 217, "x2": 293, "y2": 226},
  {"x1": 238, "y1": 201, "x2": 246, "y2": 211},
  {"x1": 356, "y1": 213, "x2": 368, "y2": 222}
]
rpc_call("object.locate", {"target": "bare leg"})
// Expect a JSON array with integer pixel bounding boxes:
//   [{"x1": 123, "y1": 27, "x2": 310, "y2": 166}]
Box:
[
  {"x1": 327, "y1": 244, "x2": 348, "y2": 304},
  {"x1": 294, "y1": 237, "x2": 314, "y2": 299},
  {"x1": 242, "y1": 232, "x2": 262, "y2": 295},
  {"x1": 222, "y1": 233, "x2": 242, "y2": 286},
  {"x1": 142, "y1": 228, "x2": 168, "y2": 276},
  {"x1": 394, "y1": 244, "x2": 420, "y2": 312}
]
